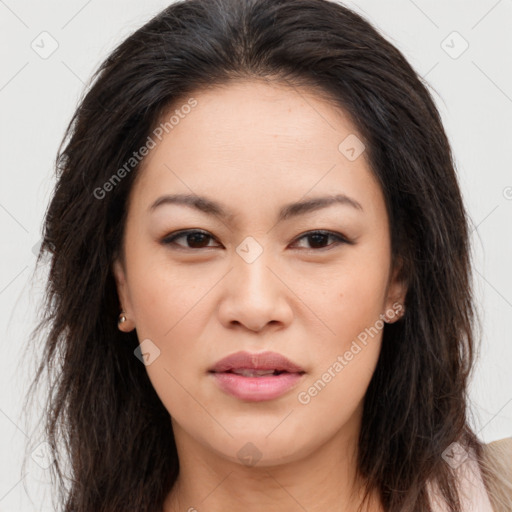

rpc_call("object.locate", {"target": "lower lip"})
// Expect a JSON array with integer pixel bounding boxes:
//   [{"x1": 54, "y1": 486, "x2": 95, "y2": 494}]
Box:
[{"x1": 210, "y1": 372, "x2": 304, "y2": 402}]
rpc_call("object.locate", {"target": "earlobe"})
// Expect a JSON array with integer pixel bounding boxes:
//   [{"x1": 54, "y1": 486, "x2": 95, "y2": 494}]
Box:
[
  {"x1": 112, "y1": 258, "x2": 136, "y2": 332},
  {"x1": 383, "y1": 301, "x2": 406, "y2": 324}
]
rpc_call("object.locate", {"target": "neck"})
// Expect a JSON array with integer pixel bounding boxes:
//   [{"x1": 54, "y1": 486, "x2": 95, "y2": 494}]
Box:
[{"x1": 163, "y1": 408, "x2": 383, "y2": 512}]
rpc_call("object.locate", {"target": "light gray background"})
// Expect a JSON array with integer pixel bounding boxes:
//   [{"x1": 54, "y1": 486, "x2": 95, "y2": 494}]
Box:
[{"x1": 1, "y1": 0, "x2": 511, "y2": 510}]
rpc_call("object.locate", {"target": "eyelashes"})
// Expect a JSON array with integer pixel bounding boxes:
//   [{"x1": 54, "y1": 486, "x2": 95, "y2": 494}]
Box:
[
  {"x1": 161, "y1": 229, "x2": 353, "y2": 252},
  {"x1": 162, "y1": 230, "x2": 218, "y2": 250}
]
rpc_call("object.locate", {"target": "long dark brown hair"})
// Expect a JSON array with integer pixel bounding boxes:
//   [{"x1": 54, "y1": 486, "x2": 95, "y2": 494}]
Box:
[{"x1": 23, "y1": 0, "x2": 497, "y2": 510}]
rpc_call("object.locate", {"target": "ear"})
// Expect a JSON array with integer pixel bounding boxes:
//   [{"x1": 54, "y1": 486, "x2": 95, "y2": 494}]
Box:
[
  {"x1": 112, "y1": 257, "x2": 136, "y2": 332},
  {"x1": 383, "y1": 257, "x2": 408, "y2": 323}
]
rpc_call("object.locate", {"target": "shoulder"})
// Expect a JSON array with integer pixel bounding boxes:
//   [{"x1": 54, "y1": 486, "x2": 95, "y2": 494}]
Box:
[
  {"x1": 482, "y1": 436, "x2": 512, "y2": 474},
  {"x1": 486, "y1": 436, "x2": 512, "y2": 452},
  {"x1": 479, "y1": 437, "x2": 512, "y2": 510},
  {"x1": 428, "y1": 438, "x2": 512, "y2": 512}
]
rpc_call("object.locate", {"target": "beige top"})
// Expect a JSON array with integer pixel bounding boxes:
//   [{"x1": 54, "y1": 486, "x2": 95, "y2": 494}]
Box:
[{"x1": 428, "y1": 437, "x2": 512, "y2": 512}]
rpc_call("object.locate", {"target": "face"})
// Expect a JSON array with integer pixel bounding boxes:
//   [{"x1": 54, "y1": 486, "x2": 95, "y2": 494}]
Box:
[{"x1": 113, "y1": 79, "x2": 406, "y2": 467}]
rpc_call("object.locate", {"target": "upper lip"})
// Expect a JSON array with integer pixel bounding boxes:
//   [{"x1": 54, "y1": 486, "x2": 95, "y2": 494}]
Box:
[{"x1": 209, "y1": 350, "x2": 305, "y2": 373}]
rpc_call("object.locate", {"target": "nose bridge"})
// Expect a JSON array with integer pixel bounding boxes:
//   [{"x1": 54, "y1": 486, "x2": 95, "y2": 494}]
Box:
[{"x1": 233, "y1": 235, "x2": 277, "y2": 301}]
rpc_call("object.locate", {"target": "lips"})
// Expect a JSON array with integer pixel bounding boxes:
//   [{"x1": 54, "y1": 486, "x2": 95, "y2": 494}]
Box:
[
  {"x1": 209, "y1": 350, "x2": 305, "y2": 374},
  {"x1": 209, "y1": 351, "x2": 306, "y2": 402}
]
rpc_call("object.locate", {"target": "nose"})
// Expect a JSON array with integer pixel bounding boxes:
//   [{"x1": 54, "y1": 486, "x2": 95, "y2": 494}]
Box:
[{"x1": 217, "y1": 246, "x2": 293, "y2": 333}]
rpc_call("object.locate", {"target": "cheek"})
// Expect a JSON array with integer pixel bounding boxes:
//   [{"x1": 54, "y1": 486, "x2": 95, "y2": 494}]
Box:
[
  {"x1": 305, "y1": 276, "x2": 385, "y2": 402},
  {"x1": 125, "y1": 252, "x2": 217, "y2": 381},
  {"x1": 295, "y1": 263, "x2": 388, "y2": 430},
  {"x1": 310, "y1": 256, "x2": 389, "y2": 351},
  {"x1": 126, "y1": 250, "x2": 213, "y2": 341},
  {"x1": 293, "y1": 338, "x2": 381, "y2": 448},
  {"x1": 127, "y1": 265, "x2": 213, "y2": 418},
  {"x1": 129, "y1": 274, "x2": 216, "y2": 406}
]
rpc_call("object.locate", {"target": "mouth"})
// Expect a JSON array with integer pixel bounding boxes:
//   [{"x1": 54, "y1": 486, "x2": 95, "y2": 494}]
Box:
[
  {"x1": 217, "y1": 368, "x2": 299, "y2": 377},
  {"x1": 208, "y1": 351, "x2": 306, "y2": 401},
  {"x1": 209, "y1": 350, "x2": 305, "y2": 374}
]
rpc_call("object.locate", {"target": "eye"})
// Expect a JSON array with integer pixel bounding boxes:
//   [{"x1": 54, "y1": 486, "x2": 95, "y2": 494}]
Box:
[
  {"x1": 162, "y1": 229, "x2": 351, "y2": 251},
  {"x1": 161, "y1": 229, "x2": 220, "y2": 250},
  {"x1": 291, "y1": 230, "x2": 352, "y2": 250}
]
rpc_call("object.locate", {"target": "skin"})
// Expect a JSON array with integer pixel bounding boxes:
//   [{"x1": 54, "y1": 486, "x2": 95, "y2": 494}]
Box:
[{"x1": 113, "y1": 79, "x2": 407, "y2": 512}]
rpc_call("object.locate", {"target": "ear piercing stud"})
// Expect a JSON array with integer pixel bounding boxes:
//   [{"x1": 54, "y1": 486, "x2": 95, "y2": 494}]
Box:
[{"x1": 384, "y1": 304, "x2": 405, "y2": 323}]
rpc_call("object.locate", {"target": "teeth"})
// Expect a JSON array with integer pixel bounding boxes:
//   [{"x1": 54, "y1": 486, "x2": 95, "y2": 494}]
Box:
[{"x1": 231, "y1": 369, "x2": 279, "y2": 377}]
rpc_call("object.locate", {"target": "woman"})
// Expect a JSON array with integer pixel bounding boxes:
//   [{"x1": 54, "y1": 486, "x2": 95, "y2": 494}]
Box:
[{"x1": 25, "y1": 0, "x2": 512, "y2": 511}]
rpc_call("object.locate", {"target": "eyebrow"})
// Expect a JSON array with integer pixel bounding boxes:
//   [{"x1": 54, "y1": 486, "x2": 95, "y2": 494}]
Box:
[{"x1": 148, "y1": 192, "x2": 363, "y2": 222}]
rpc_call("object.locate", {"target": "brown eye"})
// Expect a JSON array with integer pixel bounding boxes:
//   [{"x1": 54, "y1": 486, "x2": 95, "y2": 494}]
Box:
[
  {"x1": 291, "y1": 230, "x2": 352, "y2": 250},
  {"x1": 162, "y1": 230, "x2": 219, "y2": 249}
]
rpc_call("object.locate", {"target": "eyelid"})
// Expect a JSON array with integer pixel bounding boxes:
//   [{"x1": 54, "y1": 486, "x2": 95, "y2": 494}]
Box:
[
  {"x1": 161, "y1": 229, "x2": 354, "y2": 251},
  {"x1": 291, "y1": 229, "x2": 354, "y2": 249},
  {"x1": 161, "y1": 229, "x2": 220, "y2": 249}
]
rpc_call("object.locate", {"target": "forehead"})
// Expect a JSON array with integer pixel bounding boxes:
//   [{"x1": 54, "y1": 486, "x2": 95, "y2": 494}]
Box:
[
  {"x1": 157, "y1": 79, "x2": 360, "y2": 157},
  {"x1": 129, "y1": 79, "x2": 384, "y2": 221}
]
